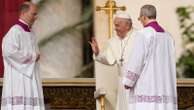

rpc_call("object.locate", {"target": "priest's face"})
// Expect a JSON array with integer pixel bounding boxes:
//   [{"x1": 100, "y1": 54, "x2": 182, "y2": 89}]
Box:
[
  {"x1": 23, "y1": 4, "x2": 38, "y2": 26},
  {"x1": 138, "y1": 11, "x2": 148, "y2": 26},
  {"x1": 114, "y1": 17, "x2": 131, "y2": 39}
]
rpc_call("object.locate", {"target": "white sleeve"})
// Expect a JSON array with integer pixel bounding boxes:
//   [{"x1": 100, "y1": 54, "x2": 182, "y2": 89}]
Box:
[{"x1": 123, "y1": 32, "x2": 146, "y2": 87}]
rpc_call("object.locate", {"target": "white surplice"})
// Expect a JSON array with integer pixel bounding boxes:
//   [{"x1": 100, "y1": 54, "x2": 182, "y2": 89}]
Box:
[
  {"x1": 95, "y1": 29, "x2": 137, "y2": 110},
  {"x1": 1, "y1": 24, "x2": 45, "y2": 110},
  {"x1": 123, "y1": 27, "x2": 177, "y2": 110}
]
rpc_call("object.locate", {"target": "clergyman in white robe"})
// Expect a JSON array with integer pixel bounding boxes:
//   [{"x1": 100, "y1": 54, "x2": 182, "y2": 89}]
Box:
[
  {"x1": 95, "y1": 29, "x2": 136, "y2": 110},
  {"x1": 123, "y1": 21, "x2": 177, "y2": 110},
  {"x1": 1, "y1": 19, "x2": 45, "y2": 110},
  {"x1": 95, "y1": 20, "x2": 137, "y2": 110}
]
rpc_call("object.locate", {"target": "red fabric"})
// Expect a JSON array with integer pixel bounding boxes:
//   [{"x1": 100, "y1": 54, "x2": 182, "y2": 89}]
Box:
[{"x1": 0, "y1": 0, "x2": 26, "y2": 77}]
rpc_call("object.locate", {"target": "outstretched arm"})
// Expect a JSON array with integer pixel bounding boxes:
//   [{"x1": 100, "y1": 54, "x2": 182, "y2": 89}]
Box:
[{"x1": 89, "y1": 37, "x2": 116, "y2": 65}]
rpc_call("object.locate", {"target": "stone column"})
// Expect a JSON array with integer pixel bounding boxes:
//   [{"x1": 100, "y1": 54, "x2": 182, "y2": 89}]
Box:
[{"x1": 33, "y1": 0, "x2": 83, "y2": 78}]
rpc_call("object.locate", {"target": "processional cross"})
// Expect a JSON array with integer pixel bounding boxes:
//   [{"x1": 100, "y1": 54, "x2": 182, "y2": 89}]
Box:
[{"x1": 96, "y1": 0, "x2": 126, "y2": 38}]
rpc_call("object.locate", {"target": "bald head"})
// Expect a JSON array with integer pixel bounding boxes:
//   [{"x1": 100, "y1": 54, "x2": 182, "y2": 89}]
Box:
[
  {"x1": 19, "y1": 2, "x2": 38, "y2": 26},
  {"x1": 140, "y1": 4, "x2": 157, "y2": 19},
  {"x1": 19, "y1": 2, "x2": 35, "y2": 13}
]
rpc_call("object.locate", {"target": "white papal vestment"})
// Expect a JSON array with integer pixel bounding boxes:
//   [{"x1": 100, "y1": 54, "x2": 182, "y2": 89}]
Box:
[{"x1": 95, "y1": 29, "x2": 137, "y2": 110}]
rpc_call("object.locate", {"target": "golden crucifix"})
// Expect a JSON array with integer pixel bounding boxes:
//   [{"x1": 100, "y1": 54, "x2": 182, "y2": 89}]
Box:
[{"x1": 96, "y1": 0, "x2": 126, "y2": 38}]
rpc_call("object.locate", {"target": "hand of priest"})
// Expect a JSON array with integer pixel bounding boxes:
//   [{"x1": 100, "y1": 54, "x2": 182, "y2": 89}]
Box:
[
  {"x1": 124, "y1": 85, "x2": 131, "y2": 89},
  {"x1": 88, "y1": 37, "x2": 99, "y2": 56},
  {"x1": 36, "y1": 54, "x2": 40, "y2": 62}
]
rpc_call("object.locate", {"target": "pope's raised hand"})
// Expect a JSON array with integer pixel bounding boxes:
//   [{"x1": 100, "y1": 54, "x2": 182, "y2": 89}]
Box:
[{"x1": 88, "y1": 37, "x2": 99, "y2": 56}]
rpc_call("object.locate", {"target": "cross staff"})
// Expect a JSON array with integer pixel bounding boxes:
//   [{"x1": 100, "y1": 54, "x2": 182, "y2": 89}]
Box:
[{"x1": 96, "y1": 0, "x2": 126, "y2": 38}]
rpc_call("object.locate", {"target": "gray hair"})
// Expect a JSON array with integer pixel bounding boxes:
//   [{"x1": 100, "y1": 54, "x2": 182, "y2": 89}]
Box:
[{"x1": 140, "y1": 4, "x2": 157, "y2": 19}]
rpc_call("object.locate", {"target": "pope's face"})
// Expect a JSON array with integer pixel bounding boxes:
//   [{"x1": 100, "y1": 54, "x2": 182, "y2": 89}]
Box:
[{"x1": 114, "y1": 17, "x2": 131, "y2": 39}]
